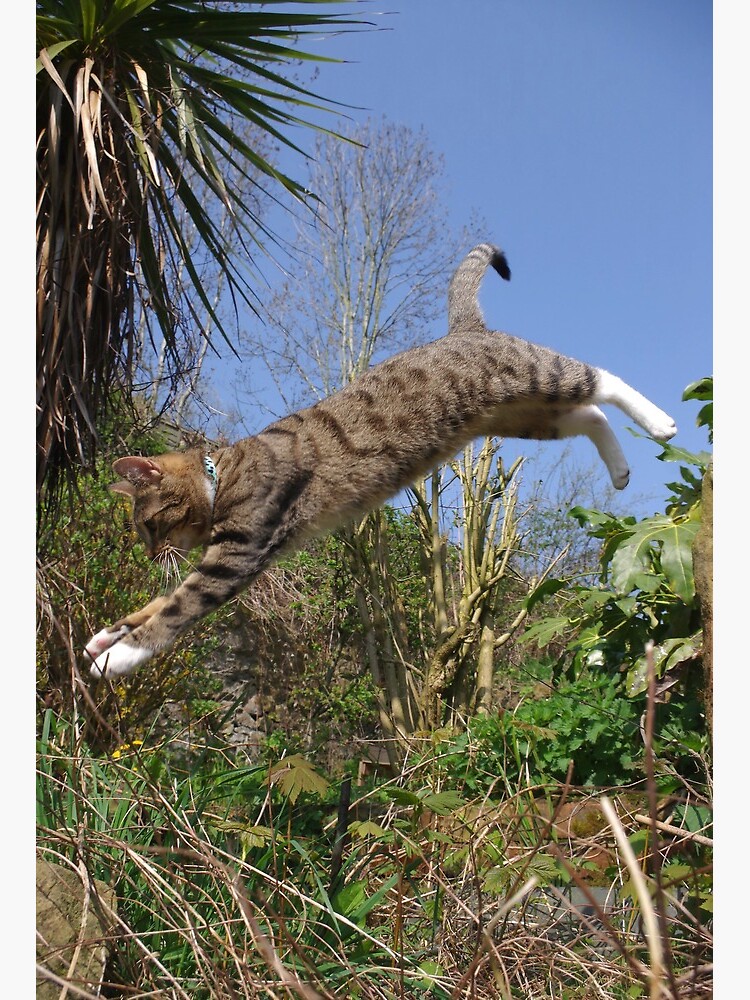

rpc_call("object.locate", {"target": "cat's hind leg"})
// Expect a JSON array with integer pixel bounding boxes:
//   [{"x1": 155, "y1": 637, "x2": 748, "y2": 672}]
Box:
[
  {"x1": 556, "y1": 404, "x2": 631, "y2": 489},
  {"x1": 593, "y1": 370, "x2": 677, "y2": 441}
]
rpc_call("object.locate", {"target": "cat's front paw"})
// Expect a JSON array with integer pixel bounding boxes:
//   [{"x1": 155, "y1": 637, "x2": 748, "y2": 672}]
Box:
[
  {"x1": 85, "y1": 626, "x2": 153, "y2": 679},
  {"x1": 87, "y1": 640, "x2": 154, "y2": 680},
  {"x1": 84, "y1": 624, "x2": 133, "y2": 662}
]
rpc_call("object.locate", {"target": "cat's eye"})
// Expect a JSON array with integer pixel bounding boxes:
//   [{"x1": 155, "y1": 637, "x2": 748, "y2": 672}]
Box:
[{"x1": 142, "y1": 517, "x2": 157, "y2": 535}]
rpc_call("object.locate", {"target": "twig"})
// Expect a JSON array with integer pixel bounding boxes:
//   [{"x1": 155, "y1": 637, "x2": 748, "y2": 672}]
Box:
[
  {"x1": 35, "y1": 964, "x2": 103, "y2": 1000},
  {"x1": 600, "y1": 796, "x2": 666, "y2": 1000},
  {"x1": 634, "y1": 814, "x2": 713, "y2": 848}
]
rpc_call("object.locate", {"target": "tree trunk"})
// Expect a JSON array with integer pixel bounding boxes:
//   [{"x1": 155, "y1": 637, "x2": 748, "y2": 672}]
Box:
[{"x1": 475, "y1": 609, "x2": 496, "y2": 715}]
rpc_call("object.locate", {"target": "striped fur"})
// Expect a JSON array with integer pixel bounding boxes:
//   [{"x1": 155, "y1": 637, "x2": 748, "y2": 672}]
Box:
[{"x1": 85, "y1": 243, "x2": 676, "y2": 678}]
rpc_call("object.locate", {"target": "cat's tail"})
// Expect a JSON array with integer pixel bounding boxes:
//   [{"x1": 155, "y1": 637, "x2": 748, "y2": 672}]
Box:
[{"x1": 448, "y1": 243, "x2": 511, "y2": 333}]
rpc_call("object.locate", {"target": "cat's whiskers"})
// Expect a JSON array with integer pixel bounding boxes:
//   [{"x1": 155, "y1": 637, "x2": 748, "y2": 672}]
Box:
[{"x1": 155, "y1": 545, "x2": 187, "y2": 594}]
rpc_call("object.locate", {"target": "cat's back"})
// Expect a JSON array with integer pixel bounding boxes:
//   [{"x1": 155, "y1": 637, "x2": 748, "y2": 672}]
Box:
[
  {"x1": 347, "y1": 327, "x2": 595, "y2": 403},
  {"x1": 214, "y1": 324, "x2": 598, "y2": 540}
]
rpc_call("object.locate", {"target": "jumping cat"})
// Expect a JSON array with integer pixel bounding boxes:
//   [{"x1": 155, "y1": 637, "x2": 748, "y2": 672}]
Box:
[{"x1": 85, "y1": 242, "x2": 677, "y2": 678}]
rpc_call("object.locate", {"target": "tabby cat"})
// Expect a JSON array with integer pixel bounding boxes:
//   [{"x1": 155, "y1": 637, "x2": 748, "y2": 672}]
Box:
[{"x1": 85, "y1": 243, "x2": 676, "y2": 678}]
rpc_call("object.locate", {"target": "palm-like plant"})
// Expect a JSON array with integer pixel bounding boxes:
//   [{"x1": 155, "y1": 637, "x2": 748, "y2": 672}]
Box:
[{"x1": 36, "y1": 0, "x2": 369, "y2": 503}]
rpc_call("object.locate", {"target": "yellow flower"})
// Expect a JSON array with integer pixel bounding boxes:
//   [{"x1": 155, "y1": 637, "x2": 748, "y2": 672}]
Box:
[{"x1": 111, "y1": 739, "x2": 144, "y2": 760}]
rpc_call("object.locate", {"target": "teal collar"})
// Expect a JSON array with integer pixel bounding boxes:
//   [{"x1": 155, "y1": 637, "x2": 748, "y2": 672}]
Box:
[
  {"x1": 204, "y1": 455, "x2": 218, "y2": 508},
  {"x1": 203, "y1": 455, "x2": 218, "y2": 485}
]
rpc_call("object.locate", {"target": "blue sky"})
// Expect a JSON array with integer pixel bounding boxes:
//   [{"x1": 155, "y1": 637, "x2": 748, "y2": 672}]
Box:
[{"x1": 212, "y1": 0, "x2": 712, "y2": 513}]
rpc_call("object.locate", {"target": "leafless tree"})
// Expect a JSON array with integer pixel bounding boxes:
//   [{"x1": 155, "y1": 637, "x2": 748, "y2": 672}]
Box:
[
  {"x1": 238, "y1": 117, "x2": 488, "y2": 757},
  {"x1": 240, "y1": 116, "x2": 477, "y2": 413}
]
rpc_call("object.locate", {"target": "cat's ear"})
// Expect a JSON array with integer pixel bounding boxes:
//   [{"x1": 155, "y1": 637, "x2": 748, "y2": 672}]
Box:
[{"x1": 111, "y1": 456, "x2": 163, "y2": 496}]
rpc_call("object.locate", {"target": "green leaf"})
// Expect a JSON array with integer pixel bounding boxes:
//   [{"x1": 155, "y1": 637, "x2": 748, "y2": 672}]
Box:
[
  {"x1": 627, "y1": 829, "x2": 650, "y2": 854},
  {"x1": 568, "y1": 506, "x2": 628, "y2": 532},
  {"x1": 332, "y1": 879, "x2": 368, "y2": 918},
  {"x1": 658, "y1": 522, "x2": 700, "y2": 601},
  {"x1": 417, "y1": 960, "x2": 444, "y2": 990},
  {"x1": 35, "y1": 39, "x2": 77, "y2": 72},
  {"x1": 683, "y1": 377, "x2": 713, "y2": 402},
  {"x1": 239, "y1": 825, "x2": 274, "y2": 853},
  {"x1": 580, "y1": 589, "x2": 613, "y2": 613},
  {"x1": 343, "y1": 873, "x2": 401, "y2": 925},
  {"x1": 676, "y1": 803, "x2": 712, "y2": 836},
  {"x1": 385, "y1": 787, "x2": 422, "y2": 807},
  {"x1": 620, "y1": 874, "x2": 656, "y2": 903},
  {"x1": 626, "y1": 635, "x2": 700, "y2": 695},
  {"x1": 483, "y1": 852, "x2": 558, "y2": 895},
  {"x1": 520, "y1": 616, "x2": 572, "y2": 647},
  {"x1": 655, "y1": 441, "x2": 711, "y2": 469},
  {"x1": 482, "y1": 865, "x2": 513, "y2": 895},
  {"x1": 268, "y1": 754, "x2": 329, "y2": 803},
  {"x1": 419, "y1": 790, "x2": 465, "y2": 816},
  {"x1": 349, "y1": 820, "x2": 389, "y2": 840},
  {"x1": 663, "y1": 861, "x2": 693, "y2": 883},
  {"x1": 524, "y1": 576, "x2": 568, "y2": 612},
  {"x1": 608, "y1": 515, "x2": 698, "y2": 601}
]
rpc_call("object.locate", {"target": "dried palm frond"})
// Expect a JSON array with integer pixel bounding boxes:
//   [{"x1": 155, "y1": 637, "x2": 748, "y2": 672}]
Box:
[{"x1": 36, "y1": 0, "x2": 370, "y2": 506}]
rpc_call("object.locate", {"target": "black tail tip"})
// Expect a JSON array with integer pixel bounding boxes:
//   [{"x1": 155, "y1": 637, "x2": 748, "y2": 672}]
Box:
[{"x1": 490, "y1": 248, "x2": 511, "y2": 282}]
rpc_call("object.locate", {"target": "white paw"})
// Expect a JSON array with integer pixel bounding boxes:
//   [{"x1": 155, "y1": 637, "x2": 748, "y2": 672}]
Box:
[
  {"x1": 84, "y1": 625, "x2": 132, "y2": 661},
  {"x1": 641, "y1": 407, "x2": 677, "y2": 441},
  {"x1": 87, "y1": 641, "x2": 154, "y2": 680},
  {"x1": 611, "y1": 464, "x2": 631, "y2": 491}
]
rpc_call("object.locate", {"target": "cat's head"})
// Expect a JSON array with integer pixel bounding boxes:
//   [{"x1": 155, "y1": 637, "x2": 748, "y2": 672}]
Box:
[{"x1": 110, "y1": 451, "x2": 215, "y2": 561}]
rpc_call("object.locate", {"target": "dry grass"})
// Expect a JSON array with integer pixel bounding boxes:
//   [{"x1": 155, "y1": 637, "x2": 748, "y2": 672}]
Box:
[{"x1": 36, "y1": 691, "x2": 712, "y2": 999}]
